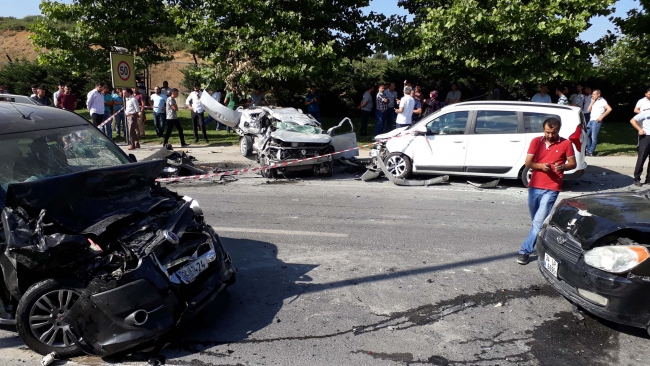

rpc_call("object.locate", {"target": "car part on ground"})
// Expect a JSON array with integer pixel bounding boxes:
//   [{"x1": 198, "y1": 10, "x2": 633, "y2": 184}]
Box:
[
  {"x1": 376, "y1": 156, "x2": 449, "y2": 187},
  {"x1": 467, "y1": 179, "x2": 501, "y2": 189},
  {"x1": 537, "y1": 190, "x2": 650, "y2": 335},
  {"x1": 201, "y1": 92, "x2": 357, "y2": 178},
  {"x1": 0, "y1": 160, "x2": 235, "y2": 357},
  {"x1": 142, "y1": 147, "x2": 207, "y2": 178}
]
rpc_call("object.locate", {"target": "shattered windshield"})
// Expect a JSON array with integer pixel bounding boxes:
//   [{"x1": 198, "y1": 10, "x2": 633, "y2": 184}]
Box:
[
  {"x1": 0, "y1": 125, "x2": 131, "y2": 198},
  {"x1": 273, "y1": 121, "x2": 323, "y2": 135}
]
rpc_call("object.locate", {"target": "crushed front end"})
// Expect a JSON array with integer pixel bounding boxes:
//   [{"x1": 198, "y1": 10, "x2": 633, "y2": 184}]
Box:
[{"x1": 537, "y1": 191, "x2": 650, "y2": 333}]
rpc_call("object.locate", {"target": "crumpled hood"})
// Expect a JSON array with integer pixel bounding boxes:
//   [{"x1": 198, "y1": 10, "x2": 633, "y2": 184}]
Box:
[
  {"x1": 271, "y1": 130, "x2": 331, "y2": 144},
  {"x1": 4, "y1": 160, "x2": 169, "y2": 235},
  {"x1": 375, "y1": 127, "x2": 409, "y2": 140},
  {"x1": 550, "y1": 191, "x2": 650, "y2": 248}
]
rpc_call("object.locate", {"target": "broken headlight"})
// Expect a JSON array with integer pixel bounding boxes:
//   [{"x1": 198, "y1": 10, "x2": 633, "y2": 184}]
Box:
[
  {"x1": 162, "y1": 167, "x2": 179, "y2": 174},
  {"x1": 584, "y1": 245, "x2": 649, "y2": 274}
]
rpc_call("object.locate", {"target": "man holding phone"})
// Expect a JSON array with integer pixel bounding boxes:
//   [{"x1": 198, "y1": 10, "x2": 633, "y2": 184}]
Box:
[{"x1": 517, "y1": 118, "x2": 576, "y2": 265}]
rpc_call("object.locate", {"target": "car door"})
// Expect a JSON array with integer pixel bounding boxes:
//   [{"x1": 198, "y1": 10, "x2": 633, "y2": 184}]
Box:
[
  {"x1": 464, "y1": 110, "x2": 525, "y2": 174},
  {"x1": 411, "y1": 111, "x2": 470, "y2": 173}
]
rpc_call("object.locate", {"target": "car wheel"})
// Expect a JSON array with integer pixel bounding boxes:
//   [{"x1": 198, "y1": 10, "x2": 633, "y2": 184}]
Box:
[
  {"x1": 16, "y1": 279, "x2": 84, "y2": 357},
  {"x1": 521, "y1": 166, "x2": 532, "y2": 187},
  {"x1": 240, "y1": 136, "x2": 253, "y2": 157},
  {"x1": 384, "y1": 152, "x2": 412, "y2": 179}
]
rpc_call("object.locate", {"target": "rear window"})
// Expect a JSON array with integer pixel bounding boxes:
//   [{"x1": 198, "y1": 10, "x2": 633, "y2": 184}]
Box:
[{"x1": 524, "y1": 112, "x2": 562, "y2": 133}]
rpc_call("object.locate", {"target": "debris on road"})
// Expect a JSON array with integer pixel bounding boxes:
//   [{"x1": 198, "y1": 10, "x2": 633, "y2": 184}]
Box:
[
  {"x1": 467, "y1": 179, "x2": 501, "y2": 189},
  {"x1": 143, "y1": 146, "x2": 207, "y2": 178},
  {"x1": 40, "y1": 352, "x2": 58, "y2": 366}
]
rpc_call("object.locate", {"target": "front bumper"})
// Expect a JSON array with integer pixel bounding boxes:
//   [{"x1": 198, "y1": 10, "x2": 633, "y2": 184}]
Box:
[
  {"x1": 537, "y1": 231, "x2": 650, "y2": 329},
  {"x1": 65, "y1": 228, "x2": 235, "y2": 356}
]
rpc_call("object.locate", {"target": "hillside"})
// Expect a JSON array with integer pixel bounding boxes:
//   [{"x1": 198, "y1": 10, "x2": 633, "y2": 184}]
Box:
[{"x1": 1, "y1": 30, "x2": 195, "y2": 92}]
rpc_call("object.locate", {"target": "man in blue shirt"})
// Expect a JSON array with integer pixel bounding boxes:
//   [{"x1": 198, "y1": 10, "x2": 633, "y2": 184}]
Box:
[
  {"x1": 531, "y1": 85, "x2": 552, "y2": 103},
  {"x1": 150, "y1": 86, "x2": 168, "y2": 137},
  {"x1": 112, "y1": 88, "x2": 126, "y2": 138},
  {"x1": 630, "y1": 110, "x2": 650, "y2": 186},
  {"x1": 305, "y1": 86, "x2": 321, "y2": 122}
]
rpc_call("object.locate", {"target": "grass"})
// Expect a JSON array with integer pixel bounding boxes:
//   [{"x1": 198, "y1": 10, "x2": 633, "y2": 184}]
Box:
[{"x1": 591, "y1": 122, "x2": 638, "y2": 156}]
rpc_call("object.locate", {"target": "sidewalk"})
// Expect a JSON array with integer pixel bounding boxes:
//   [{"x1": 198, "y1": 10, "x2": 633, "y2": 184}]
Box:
[{"x1": 584, "y1": 155, "x2": 635, "y2": 176}]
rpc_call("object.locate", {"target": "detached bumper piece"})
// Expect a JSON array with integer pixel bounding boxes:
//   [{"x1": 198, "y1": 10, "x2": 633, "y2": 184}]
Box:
[
  {"x1": 375, "y1": 157, "x2": 449, "y2": 186},
  {"x1": 537, "y1": 229, "x2": 650, "y2": 330}
]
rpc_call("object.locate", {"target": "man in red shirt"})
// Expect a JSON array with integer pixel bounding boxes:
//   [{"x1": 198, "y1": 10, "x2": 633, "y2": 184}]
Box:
[
  {"x1": 517, "y1": 118, "x2": 576, "y2": 265},
  {"x1": 57, "y1": 84, "x2": 78, "y2": 111}
]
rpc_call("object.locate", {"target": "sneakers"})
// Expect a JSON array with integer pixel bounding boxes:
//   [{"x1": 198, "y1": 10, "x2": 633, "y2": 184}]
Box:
[
  {"x1": 517, "y1": 254, "x2": 530, "y2": 265},
  {"x1": 634, "y1": 180, "x2": 643, "y2": 187}
]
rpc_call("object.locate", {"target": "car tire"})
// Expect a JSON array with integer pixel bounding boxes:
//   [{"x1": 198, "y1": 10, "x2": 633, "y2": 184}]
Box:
[
  {"x1": 240, "y1": 136, "x2": 253, "y2": 157},
  {"x1": 16, "y1": 278, "x2": 85, "y2": 357},
  {"x1": 521, "y1": 166, "x2": 532, "y2": 187},
  {"x1": 384, "y1": 152, "x2": 412, "y2": 179}
]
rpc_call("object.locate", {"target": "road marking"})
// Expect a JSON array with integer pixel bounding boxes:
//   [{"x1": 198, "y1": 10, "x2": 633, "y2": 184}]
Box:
[{"x1": 212, "y1": 227, "x2": 348, "y2": 238}]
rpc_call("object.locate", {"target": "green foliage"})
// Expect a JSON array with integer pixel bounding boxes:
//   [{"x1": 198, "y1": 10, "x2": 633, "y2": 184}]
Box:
[
  {"x1": 172, "y1": 0, "x2": 380, "y2": 88},
  {"x1": 0, "y1": 16, "x2": 42, "y2": 31},
  {"x1": 393, "y1": 0, "x2": 615, "y2": 85},
  {"x1": 31, "y1": 0, "x2": 175, "y2": 77}
]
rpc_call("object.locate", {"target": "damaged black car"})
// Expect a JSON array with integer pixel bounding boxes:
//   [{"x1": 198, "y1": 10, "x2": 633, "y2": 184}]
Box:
[
  {"x1": 537, "y1": 190, "x2": 650, "y2": 335},
  {"x1": 0, "y1": 103, "x2": 235, "y2": 357}
]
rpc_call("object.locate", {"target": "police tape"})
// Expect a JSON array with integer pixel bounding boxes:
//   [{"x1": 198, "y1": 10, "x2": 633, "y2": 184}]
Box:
[
  {"x1": 154, "y1": 130, "x2": 417, "y2": 183},
  {"x1": 96, "y1": 107, "x2": 125, "y2": 129}
]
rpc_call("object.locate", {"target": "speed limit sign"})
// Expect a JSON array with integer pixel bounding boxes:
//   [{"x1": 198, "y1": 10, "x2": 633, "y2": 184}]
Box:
[{"x1": 110, "y1": 52, "x2": 136, "y2": 88}]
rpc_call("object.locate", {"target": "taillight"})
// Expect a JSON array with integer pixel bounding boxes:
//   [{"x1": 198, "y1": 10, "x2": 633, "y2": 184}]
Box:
[{"x1": 569, "y1": 124, "x2": 582, "y2": 152}]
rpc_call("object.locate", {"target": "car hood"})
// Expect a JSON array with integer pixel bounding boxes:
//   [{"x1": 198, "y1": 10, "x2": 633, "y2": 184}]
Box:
[
  {"x1": 375, "y1": 127, "x2": 409, "y2": 140},
  {"x1": 270, "y1": 130, "x2": 332, "y2": 144},
  {"x1": 4, "y1": 160, "x2": 169, "y2": 235},
  {"x1": 550, "y1": 191, "x2": 650, "y2": 248}
]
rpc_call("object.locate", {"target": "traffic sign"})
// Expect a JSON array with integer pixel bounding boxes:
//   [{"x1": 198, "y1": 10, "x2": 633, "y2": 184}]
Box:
[{"x1": 110, "y1": 52, "x2": 136, "y2": 88}]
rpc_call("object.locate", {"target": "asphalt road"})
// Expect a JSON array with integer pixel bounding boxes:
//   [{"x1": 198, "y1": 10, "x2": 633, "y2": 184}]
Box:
[{"x1": 0, "y1": 171, "x2": 648, "y2": 366}]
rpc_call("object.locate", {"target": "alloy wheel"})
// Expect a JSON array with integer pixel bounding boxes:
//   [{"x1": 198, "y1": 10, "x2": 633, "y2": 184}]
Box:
[
  {"x1": 386, "y1": 155, "x2": 406, "y2": 177},
  {"x1": 28, "y1": 289, "x2": 80, "y2": 348}
]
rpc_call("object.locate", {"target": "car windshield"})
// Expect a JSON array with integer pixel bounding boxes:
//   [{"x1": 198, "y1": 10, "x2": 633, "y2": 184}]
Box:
[
  {"x1": 0, "y1": 125, "x2": 131, "y2": 199},
  {"x1": 273, "y1": 121, "x2": 323, "y2": 134}
]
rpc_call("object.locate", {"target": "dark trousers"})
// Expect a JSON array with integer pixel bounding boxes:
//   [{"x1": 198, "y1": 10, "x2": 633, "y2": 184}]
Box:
[
  {"x1": 154, "y1": 112, "x2": 166, "y2": 137},
  {"x1": 191, "y1": 111, "x2": 208, "y2": 142},
  {"x1": 91, "y1": 113, "x2": 104, "y2": 127},
  {"x1": 164, "y1": 118, "x2": 186, "y2": 146},
  {"x1": 374, "y1": 110, "x2": 385, "y2": 135},
  {"x1": 360, "y1": 110, "x2": 371, "y2": 135},
  {"x1": 634, "y1": 134, "x2": 650, "y2": 182},
  {"x1": 383, "y1": 109, "x2": 395, "y2": 132},
  {"x1": 310, "y1": 112, "x2": 322, "y2": 123}
]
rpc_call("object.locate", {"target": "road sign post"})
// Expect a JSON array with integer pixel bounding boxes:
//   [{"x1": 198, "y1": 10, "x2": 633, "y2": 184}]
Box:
[{"x1": 110, "y1": 52, "x2": 136, "y2": 89}]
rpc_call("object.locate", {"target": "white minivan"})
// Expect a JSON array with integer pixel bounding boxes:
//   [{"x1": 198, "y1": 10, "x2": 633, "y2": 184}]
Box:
[{"x1": 371, "y1": 101, "x2": 588, "y2": 186}]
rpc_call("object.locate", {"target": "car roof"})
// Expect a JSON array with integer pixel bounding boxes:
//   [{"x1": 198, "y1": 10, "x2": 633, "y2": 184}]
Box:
[
  {"x1": 0, "y1": 103, "x2": 89, "y2": 135},
  {"x1": 446, "y1": 101, "x2": 582, "y2": 113}
]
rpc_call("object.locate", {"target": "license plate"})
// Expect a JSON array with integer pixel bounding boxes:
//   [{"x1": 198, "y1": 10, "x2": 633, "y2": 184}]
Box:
[
  {"x1": 544, "y1": 253, "x2": 558, "y2": 277},
  {"x1": 176, "y1": 257, "x2": 209, "y2": 284}
]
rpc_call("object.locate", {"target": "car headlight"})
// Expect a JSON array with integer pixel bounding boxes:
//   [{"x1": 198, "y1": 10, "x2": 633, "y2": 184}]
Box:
[
  {"x1": 584, "y1": 245, "x2": 649, "y2": 274},
  {"x1": 542, "y1": 204, "x2": 558, "y2": 229},
  {"x1": 162, "y1": 166, "x2": 179, "y2": 173}
]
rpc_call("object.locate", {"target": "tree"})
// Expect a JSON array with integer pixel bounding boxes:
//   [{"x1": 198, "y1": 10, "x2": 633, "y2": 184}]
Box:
[
  {"x1": 171, "y1": 0, "x2": 380, "y2": 88},
  {"x1": 30, "y1": 0, "x2": 175, "y2": 77},
  {"x1": 392, "y1": 0, "x2": 615, "y2": 85}
]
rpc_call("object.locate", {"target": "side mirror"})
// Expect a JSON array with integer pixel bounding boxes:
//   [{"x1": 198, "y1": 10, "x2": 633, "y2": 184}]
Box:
[
  {"x1": 413, "y1": 125, "x2": 427, "y2": 136},
  {"x1": 128, "y1": 153, "x2": 137, "y2": 162}
]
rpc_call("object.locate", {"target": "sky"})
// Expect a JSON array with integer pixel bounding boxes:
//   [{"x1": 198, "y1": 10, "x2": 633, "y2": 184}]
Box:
[{"x1": 0, "y1": 0, "x2": 641, "y2": 43}]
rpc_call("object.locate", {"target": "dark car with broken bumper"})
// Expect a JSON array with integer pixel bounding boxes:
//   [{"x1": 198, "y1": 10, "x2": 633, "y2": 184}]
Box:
[
  {"x1": 537, "y1": 190, "x2": 650, "y2": 334},
  {"x1": 0, "y1": 103, "x2": 235, "y2": 357}
]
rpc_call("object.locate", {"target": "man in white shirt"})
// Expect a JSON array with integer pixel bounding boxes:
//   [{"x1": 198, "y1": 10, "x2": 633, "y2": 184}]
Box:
[
  {"x1": 357, "y1": 84, "x2": 374, "y2": 136},
  {"x1": 87, "y1": 82, "x2": 106, "y2": 128},
  {"x1": 383, "y1": 82, "x2": 398, "y2": 132},
  {"x1": 160, "y1": 81, "x2": 172, "y2": 96},
  {"x1": 123, "y1": 88, "x2": 141, "y2": 150},
  {"x1": 582, "y1": 86, "x2": 592, "y2": 121},
  {"x1": 186, "y1": 82, "x2": 209, "y2": 143},
  {"x1": 634, "y1": 89, "x2": 650, "y2": 114},
  {"x1": 586, "y1": 89, "x2": 613, "y2": 156},
  {"x1": 531, "y1": 85, "x2": 552, "y2": 103},
  {"x1": 395, "y1": 86, "x2": 415, "y2": 128},
  {"x1": 150, "y1": 86, "x2": 168, "y2": 137},
  {"x1": 630, "y1": 110, "x2": 650, "y2": 186},
  {"x1": 53, "y1": 82, "x2": 64, "y2": 107}
]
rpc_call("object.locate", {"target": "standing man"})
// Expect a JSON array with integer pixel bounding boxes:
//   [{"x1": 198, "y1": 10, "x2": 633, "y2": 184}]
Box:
[
  {"x1": 444, "y1": 83, "x2": 461, "y2": 105},
  {"x1": 569, "y1": 84, "x2": 586, "y2": 110},
  {"x1": 133, "y1": 87, "x2": 146, "y2": 137},
  {"x1": 223, "y1": 86, "x2": 242, "y2": 133},
  {"x1": 102, "y1": 84, "x2": 113, "y2": 139},
  {"x1": 395, "y1": 86, "x2": 415, "y2": 128},
  {"x1": 586, "y1": 89, "x2": 613, "y2": 156},
  {"x1": 160, "y1": 81, "x2": 172, "y2": 96},
  {"x1": 410, "y1": 88, "x2": 423, "y2": 122},
  {"x1": 53, "y1": 82, "x2": 64, "y2": 107},
  {"x1": 150, "y1": 86, "x2": 168, "y2": 137},
  {"x1": 424, "y1": 90, "x2": 440, "y2": 116},
  {"x1": 630, "y1": 111, "x2": 650, "y2": 186},
  {"x1": 375, "y1": 83, "x2": 389, "y2": 136},
  {"x1": 556, "y1": 87, "x2": 569, "y2": 105},
  {"x1": 634, "y1": 89, "x2": 650, "y2": 114},
  {"x1": 517, "y1": 118, "x2": 576, "y2": 264},
  {"x1": 30, "y1": 84, "x2": 38, "y2": 98},
  {"x1": 163, "y1": 89, "x2": 188, "y2": 147},
  {"x1": 186, "y1": 83, "x2": 209, "y2": 143},
  {"x1": 383, "y1": 82, "x2": 398, "y2": 132},
  {"x1": 87, "y1": 82, "x2": 105, "y2": 128},
  {"x1": 31, "y1": 86, "x2": 52, "y2": 106},
  {"x1": 124, "y1": 88, "x2": 140, "y2": 150},
  {"x1": 357, "y1": 84, "x2": 374, "y2": 136},
  {"x1": 112, "y1": 89, "x2": 126, "y2": 138},
  {"x1": 305, "y1": 86, "x2": 321, "y2": 122},
  {"x1": 249, "y1": 86, "x2": 273, "y2": 107},
  {"x1": 531, "y1": 85, "x2": 552, "y2": 103},
  {"x1": 57, "y1": 84, "x2": 77, "y2": 111},
  {"x1": 582, "y1": 86, "x2": 592, "y2": 121}
]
